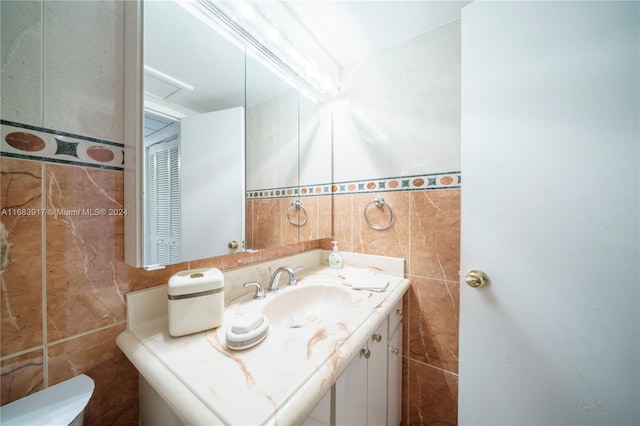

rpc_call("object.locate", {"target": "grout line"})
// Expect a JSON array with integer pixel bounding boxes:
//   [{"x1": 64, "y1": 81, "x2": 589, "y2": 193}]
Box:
[
  {"x1": 41, "y1": 161, "x2": 48, "y2": 387},
  {"x1": 40, "y1": 2, "x2": 45, "y2": 128},
  {"x1": 1, "y1": 321, "x2": 128, "y2": 363},
  {"x1": 46, "y1": 320, "x2": 128, "y2": 347},
  {"x1": 407, "y1": 272, "x2": 461, "y2": 285},
  {"x1": 0, "y1": 345, "x2": 45, "y2": 362},
  {"x1": 40, "y1": 0, "x2": 47, "y2": 387},
  {"x1": 405, "y1": 355, "x2": 459, "y2": 377}
]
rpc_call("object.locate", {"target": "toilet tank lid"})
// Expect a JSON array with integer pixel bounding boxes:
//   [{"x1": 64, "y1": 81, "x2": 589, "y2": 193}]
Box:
[{"x1": 0, "y1": 374, "x2": 95, "y2": 425}]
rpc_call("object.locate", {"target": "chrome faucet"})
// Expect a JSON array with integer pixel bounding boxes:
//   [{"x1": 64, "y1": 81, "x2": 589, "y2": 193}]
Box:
[{"x1": 267, "y1": 266, "x2": 298, "y2": 292}]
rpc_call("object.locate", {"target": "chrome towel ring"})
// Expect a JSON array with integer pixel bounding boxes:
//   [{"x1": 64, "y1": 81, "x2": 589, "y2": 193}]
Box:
[
  {"x1": 364, "y1": 197, "x2": 393, "y2": 230},
  {"x1": 287, "y1": 200, "x2": 307, "y2": 227}
]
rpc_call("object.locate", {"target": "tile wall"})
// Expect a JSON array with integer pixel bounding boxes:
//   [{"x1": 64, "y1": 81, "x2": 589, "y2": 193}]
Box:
[
  {"x1": 2, "y1": 2, "x2": 461, "y2": 425},
  {"x1": 0, "y1": 1, "x2": 319, "y2": 423},
  {"x1": 329, "y1": 19, "x2": 462, "y2": 426}
]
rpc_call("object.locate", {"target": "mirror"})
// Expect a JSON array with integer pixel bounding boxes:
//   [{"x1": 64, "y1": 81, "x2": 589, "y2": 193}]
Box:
[
  {"x1": 245, "y1": 54, "x2": 300, "y2": 249},
  {"x1": 124, "y1": 0, "x2": 333, "y2": 268},
  {"x1": 141, "y1": 0, "x2": 246, "y2": 266}
]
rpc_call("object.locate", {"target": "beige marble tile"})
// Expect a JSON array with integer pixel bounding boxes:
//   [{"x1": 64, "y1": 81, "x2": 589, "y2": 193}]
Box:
[
  {"x1": 297, "y1": 196, "x2": 318, "y2": 243},
  {"x1": 403, "y1": 291, "x2": 410, "y2": 357},
  {"x1": 282, "y1": 197, "x2": 300, "y2": 246},
  {"x1": 249, "y1": 198, "x2": 282, "y2": 250},
  {"x1": 48, "y1": 324, "x2": 137, "y2": 425},
  {"x1": 408, "y1": 276, "x2": 459, "y2": 373},
  {"x1": 402, "y1": 355, "x2": 409, "y2": 426},
  {"x1": 0, "y1": 349, "x2": 44, "y2": 405},
  {"x1": 294, "y1": 195, "x2": 332, "y2": 244},
  {"x1": 331, "y1": 194, "x2": 353, "y2": 252},
  {"x1": 245, "y1": 199, "x2": 254, "y2": 248},
  {"x1": 45, "y1": 164, "x2": 127, "y2": 341},
  {"x1": 407, "y1": 360, "x2": 458, "y2": 426},
  {"x1": 409, "y1": 189, "x2": 460, "y2": 281},
  {"x1": 124, "y1": 263, "x2": 180, "y2": 293},
  {"x1": 0, "y1": 157, "x2": 43, "y2": 356},
  {"x1": 353, "y1": 191, "x2": 410, "y2": 259},
  {"x1": 317, "y1": 195, "x2": 333, "y2": 240}
]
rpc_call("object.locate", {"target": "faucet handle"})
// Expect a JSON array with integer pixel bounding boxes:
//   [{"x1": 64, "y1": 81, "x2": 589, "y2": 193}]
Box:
[
  {"x1": 243, "y1": 281, "x2": 266, "y2": 299},
  {"x1": 289, "y1": 266, "x2": 303, "y2": 286}
]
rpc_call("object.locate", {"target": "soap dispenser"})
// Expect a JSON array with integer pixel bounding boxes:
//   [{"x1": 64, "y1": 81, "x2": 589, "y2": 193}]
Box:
[{"x1": 329, "y1": 241, "x2": 343, "y2": 269}]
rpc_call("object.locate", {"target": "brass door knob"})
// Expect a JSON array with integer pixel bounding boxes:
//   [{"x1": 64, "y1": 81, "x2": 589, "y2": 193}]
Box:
[
  {"x1": 228, "y1": 240, "x2": 239, "y2": 249},
  {"x1": 465, "y1": 269, "x2": 489, "y2": 288}
]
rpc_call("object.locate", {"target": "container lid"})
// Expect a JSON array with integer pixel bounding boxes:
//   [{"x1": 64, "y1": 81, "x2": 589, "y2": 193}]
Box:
[
  {"x1": 168, "y1": 267, "x2": 224, "y2": 296},
  {"x1": 0, "y1": 374, "x2": 94, "y2": 426}
]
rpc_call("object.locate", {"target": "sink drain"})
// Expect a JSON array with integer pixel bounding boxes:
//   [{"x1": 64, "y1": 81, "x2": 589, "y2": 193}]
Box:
[{"x1": 289, "y1": 324, "x2": 301, "y2": 329}]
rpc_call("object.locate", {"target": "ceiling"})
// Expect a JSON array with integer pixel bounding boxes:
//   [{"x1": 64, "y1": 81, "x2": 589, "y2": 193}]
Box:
[
  {"x1": 250, "y1": 1, "x2": 472, "y2": 75},
  {"x1": 144, "y1": 1, "x2": 471, "y2": 114}
]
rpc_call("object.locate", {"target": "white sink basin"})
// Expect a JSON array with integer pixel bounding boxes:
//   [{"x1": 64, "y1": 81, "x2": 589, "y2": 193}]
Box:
[{"x1": 262, "y1": 285, "x2": 351, "y2": 329}]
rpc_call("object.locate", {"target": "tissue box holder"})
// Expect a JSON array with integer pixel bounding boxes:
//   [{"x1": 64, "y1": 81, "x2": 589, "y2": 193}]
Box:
[{"x1": 168, "y1": 268, "x2": 224, "y2": 337}]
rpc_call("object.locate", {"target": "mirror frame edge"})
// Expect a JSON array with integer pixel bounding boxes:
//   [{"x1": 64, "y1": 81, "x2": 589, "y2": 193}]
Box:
[{"x1": 124, "y1": 0, "x2": 144, "y2": 267}]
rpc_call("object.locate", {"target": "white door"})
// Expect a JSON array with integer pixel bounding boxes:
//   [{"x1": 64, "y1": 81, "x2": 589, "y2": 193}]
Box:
[
  {"x1": 180, "y1": 107, "x2": 245, "y2": 261},
  {"x1": 459, "y1": 2, "x2": 639, "y2": 425}
]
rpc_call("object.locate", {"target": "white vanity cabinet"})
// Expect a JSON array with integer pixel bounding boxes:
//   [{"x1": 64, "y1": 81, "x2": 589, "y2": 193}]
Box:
[
  {"x1": 334, "y1": 300, "x2": 404, "y2": 426},
  {"x1": 387, "y1": 302, "x2": 403, "y2": 426},
  {"x1": 119, "y1": 251, "x2": 411, "y2": 425}
]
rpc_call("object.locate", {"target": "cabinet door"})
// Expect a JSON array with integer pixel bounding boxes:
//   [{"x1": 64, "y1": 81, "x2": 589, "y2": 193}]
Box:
[
  {"x1": 302, "y1": 387, "x2": 331, "y2": 426},
  {"x1": 387, "y1": 322, "x2": 402, "y2": 426},
  {"x1": 335, "y1": 347, "x2": 368, "y2": 424},
  {"x1": 367, "y1": 320, "x2": 388, "y2": 426}
]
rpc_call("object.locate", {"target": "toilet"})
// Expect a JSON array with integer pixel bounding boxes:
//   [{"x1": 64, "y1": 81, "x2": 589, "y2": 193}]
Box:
[{"x1": 0, "y1": 374, "x2": 94, "y2": 426}]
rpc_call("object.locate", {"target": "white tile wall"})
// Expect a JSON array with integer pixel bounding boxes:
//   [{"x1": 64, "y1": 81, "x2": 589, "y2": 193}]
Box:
[
  {"x1": 299, "y1": 96, "x2": 332, "y2": 187},
  {"x1": 1, "y1": 1, "x2": 43, "y2": 126},
  {"x1": 409, "y1": 20, "x2": 461, "y2": 175},
  {"x1": 43, "y1": 1, "x2": 124, "y2": 142},
  {"x1": 246, "y1": 89, "x2": 299, "y2": 191},
  {"x1": 333, "y1": 19, "x2": 461, "y2": 182}
]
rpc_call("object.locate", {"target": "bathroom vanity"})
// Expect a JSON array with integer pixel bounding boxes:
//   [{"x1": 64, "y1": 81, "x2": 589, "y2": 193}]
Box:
[{"x1": 117, "y1": 250, "x2": 409, "y2": 425}]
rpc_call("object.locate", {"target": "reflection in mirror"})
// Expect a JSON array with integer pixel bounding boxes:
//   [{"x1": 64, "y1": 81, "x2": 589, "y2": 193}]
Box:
[
  {"x1": 245, "y1": 53, "x2": 300, "y2": 249},
  {"x1": 125, "y1": 0, "x2": 335, "y2": 268},
  {"x1": 142, "y1": 0, "x2": 245, "y2": 265},
  {"x1": 143, "y1": 112, "x2": 179, "y2": 265},
  {"x1": 244, "y1": 68, "x2": 333, "y2": 248},
  {"x1": 298, "y1": 95, "x2": 333, "y2": 242}
]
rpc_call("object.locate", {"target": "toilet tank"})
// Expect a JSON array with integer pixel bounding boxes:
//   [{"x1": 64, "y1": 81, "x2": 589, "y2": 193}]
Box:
[{"x1": 0, "y1": 374, "x2": 94, "y2": 425}]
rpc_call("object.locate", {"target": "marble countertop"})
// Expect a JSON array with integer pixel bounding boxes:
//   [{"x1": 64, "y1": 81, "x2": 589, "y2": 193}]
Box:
[{"x1": 117, "y1": 254, "x2": 410, "y2": 425}]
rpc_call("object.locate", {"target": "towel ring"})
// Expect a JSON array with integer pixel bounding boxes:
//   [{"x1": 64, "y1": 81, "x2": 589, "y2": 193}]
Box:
[
  {"x1": 364, "y1": 197, "x2": 393, "y2": 230},
  {"x1": 287, "y1": 200, "x2": 307, "y2": 227}
]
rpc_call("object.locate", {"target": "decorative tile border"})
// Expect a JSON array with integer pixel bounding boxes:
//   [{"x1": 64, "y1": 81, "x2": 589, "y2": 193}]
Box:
[
  {"x1": 247, "y1": 172, "x2": 461, "y2": 200},
  {"x1": 1, "y1": 120, "x2": 124, "y2": 171}
]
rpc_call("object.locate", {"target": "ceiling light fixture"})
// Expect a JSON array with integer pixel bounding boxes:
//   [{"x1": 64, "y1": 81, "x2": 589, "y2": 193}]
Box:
[{"x1": 180, "y1": 0, "x2": 340, "y2": 101}]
